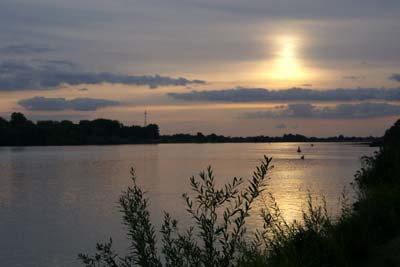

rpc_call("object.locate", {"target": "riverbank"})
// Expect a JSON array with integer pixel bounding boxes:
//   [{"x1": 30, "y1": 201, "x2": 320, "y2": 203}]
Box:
[{"x1": 260, "y1": 118, "x2": 400, "y2": 266}]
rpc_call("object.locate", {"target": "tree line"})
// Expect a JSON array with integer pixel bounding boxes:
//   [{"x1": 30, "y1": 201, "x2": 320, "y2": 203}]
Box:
[
  {"x1": 0, "y1": 112, "x2": 381, "y2": 146},
  {"x1": 0, "y1": 112, "x2": 159, "y2": 146},
  {"x1": 161, "y1": 132, "x2": 380, "y2": 144}
]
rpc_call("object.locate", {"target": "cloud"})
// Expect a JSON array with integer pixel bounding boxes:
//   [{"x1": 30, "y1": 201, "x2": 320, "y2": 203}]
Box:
[
  {"x1": 0, "y1": 44, "x2": 54, "y2": 54},
  {"x1": 342, "y1": 75, "x2": 365, "y2": 80},
  {"x1": 389, "y1": 74, "x2": 400, "y2": 82},
  {"x1": 275, "y1": 123, "x2": 287, "y2": 129},
  {"x1": 245, "y1": 102, "x2": 400, "y2": 119},
  {"x1": 168, "y1": 87, "x2": 400, "y2": 102},
  {"x1": 18, "y1": 96, "x2": 121, "y2": 111},
  {"x1": 185, "y1": 0, "x2": 400, "y2": 20},
  {"x1": 0, "y1": 60, "x2": 205, "y2": 91}
]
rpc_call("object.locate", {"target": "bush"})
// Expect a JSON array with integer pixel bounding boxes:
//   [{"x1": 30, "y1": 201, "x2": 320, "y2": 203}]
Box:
[{"x1": 79, "y1": 157, "x2": 274, "y2": 267}]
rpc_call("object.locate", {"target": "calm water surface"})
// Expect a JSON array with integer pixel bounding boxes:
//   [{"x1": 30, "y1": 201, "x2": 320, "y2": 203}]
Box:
[{"x1": 0, "y1": 143, "x2": 375, "y2": 266}]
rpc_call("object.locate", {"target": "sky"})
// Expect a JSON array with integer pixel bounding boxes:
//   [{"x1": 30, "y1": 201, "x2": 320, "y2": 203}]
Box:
[{"x1": 1, "y1": 0, "x2": 400, "y2": 136}]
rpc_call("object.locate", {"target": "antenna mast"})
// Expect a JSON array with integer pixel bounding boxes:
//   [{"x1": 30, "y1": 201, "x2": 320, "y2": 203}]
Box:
[{"x1": 144, "y1": 110, "x2": 148, "y2": 126}]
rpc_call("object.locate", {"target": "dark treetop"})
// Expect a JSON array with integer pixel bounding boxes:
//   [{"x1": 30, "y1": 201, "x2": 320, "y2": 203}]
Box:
[{"x1": 0, "y1": 112, "x2": 159, "y2": 146}]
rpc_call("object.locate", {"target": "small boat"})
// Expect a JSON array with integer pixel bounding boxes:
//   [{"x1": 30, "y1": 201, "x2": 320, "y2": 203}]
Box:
[
  {"x1": 311, "y1": 143, "x2": 314, "y2": 147},
  {"x1": 300, "y1": 155, "x2": 305, "y2": 160},
  {"x1": 297, "y1": 146, "x2": 301, "y2": 153}
]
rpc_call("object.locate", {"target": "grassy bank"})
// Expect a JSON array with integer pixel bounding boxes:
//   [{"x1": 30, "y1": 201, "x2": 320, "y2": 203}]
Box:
[
  {"x1": 262, "y1": 119, "x2": 400, "y2": 267},
  {"x1": 79, "y1": 120, "x2": 400, "y2": 267}
]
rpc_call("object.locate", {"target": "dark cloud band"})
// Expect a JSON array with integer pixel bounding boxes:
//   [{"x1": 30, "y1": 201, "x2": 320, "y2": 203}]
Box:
[
  {"x1": 245, "y1": 102, "x2": 400, "y2": 119},
  {"x1": 390, "y1": 74, "x2": 400, "y2": 82},
  {"x1": 0, "y1": 60, "x2": 205, "y2": 91},
  {"x1": 0, "y1": 44, "x2": 54, "y2": 54},
  {"x1": 18, "y1": 96, "x2": 121, "y2": 111},
  {"x1": 168, "y1": 87, "x2": 400, "y2": 102}
]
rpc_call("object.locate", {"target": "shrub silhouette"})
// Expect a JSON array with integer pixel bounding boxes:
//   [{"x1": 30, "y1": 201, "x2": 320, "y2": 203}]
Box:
[{"x1": 79, "y1": 156, "x2": 273, "y2": 267}]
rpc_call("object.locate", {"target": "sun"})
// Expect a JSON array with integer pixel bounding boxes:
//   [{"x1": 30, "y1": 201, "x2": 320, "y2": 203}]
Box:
[{"x1": 266, "y1": 35, "x2": 309, "y2": 82}]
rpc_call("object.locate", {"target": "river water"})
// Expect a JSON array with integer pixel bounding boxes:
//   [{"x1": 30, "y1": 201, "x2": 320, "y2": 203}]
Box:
[{"x1": 0, "y1": 143, "x2": 375, "y2": 266}]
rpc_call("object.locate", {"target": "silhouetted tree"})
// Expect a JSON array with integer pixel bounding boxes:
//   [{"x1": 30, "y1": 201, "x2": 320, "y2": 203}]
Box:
[
  {"x1": 10, "y1": 112, "x2": 28, "y2": 126},
  {"x1": 0, "y1": 113, "x2": 160, "y2": 146}
]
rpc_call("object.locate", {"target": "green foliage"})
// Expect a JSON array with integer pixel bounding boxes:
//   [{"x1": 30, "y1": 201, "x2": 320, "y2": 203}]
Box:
[
  {"x1": 78, "y1": 168, "x2": 162, "y2": 267},
  {"x1": 119, "y1": 168, "x2": 161, "y2": 267},
  {"x1": 180, "y1": 157, "x2": 273, "y2": 267},
  {"x1": 79, "y1": 156, "x2": 273, "y2": 267},
  {"x1": 79, "y1": 239, "x2": 120, "y2": 267}
]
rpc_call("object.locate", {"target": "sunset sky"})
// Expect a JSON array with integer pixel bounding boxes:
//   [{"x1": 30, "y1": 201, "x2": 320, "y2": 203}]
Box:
[{"x1": 1, "y1": 0, "x2": 400, "y2": 136}]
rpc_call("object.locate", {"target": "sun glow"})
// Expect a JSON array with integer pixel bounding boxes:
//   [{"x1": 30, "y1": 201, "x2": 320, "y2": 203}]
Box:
[
  {"x1": 272, "y1": 38, "x2": 303, "y2": 79},
  {"x1": 254, "y1": 35, "x2": 312, "y2": 85},
  {"x1": 271, "y1": 36, "x2": 306, "y2": 80}
]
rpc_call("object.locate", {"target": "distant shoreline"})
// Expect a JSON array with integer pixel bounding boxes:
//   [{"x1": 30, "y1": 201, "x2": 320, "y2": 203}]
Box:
[
  {"x1": 0, "y1": 112, "x2": 382, "y2": 147},
  {"x1": 0, "y1": 139, "x2": 378, "y2": 147}
]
